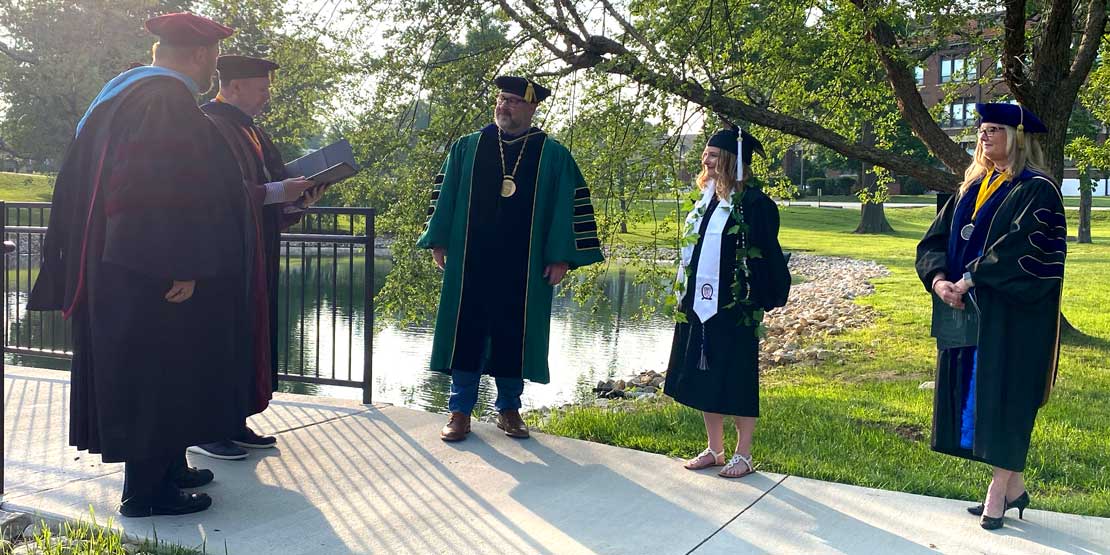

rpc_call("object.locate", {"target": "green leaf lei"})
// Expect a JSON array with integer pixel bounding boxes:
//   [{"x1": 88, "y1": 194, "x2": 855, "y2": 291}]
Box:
[{"x1": 671, "y1": 183, "x2": 767, "y2": 337}]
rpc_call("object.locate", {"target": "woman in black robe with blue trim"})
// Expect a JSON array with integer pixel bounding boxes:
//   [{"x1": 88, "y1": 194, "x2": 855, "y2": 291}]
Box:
[
  {"x1": 665, "y1": 127, "x2": 790, "y2": 479},
  {"x1": 916, "y1": 103, "x2": 1066, "y2": 530}
]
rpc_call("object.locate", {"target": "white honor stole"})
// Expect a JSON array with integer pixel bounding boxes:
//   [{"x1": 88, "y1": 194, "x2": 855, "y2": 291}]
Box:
[{"x1": 678, "y1": 181, "x2": 733, "y2": 324}]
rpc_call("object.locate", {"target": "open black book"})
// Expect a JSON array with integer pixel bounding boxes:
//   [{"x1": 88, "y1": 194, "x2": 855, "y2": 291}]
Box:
[{"x1": 284, "y1": 138, "x2": 360, "y2": 193}]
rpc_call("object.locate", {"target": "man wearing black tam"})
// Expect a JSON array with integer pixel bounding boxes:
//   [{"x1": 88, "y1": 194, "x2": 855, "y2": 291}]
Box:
[
  {"x1": 418, "y1": 75, "x2": 603, "y2": 442},
  {"x1": 191, "y1": 55, "x2": 323, "y2": 461}
]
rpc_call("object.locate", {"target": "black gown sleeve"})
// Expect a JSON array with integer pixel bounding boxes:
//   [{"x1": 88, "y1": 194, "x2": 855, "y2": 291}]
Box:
[
  {"x1": 968, "y1": 181, "x2": 1066, "y2": 304},
  {"x1": 916, "y1": 194, "x2": 956, "y2": 292},
  {"x1": 747, "y1": 193, "x2": 790, "y2": 311}
]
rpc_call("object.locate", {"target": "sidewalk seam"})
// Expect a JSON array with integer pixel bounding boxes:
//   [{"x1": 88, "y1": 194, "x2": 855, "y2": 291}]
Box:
[{"x1": 684, "y1": 474, "x2": 790, "y2": 555}]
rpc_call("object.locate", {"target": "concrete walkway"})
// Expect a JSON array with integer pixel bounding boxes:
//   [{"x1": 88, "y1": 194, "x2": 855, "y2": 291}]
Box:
[{"x1": 3, "y1": 366, "x2": 1108, "y2": 555}]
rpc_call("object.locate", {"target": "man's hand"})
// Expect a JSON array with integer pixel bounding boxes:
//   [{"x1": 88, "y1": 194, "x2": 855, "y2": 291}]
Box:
[
  {"x1": 282, "y1": 176, "x2": 315, "y2": 200},
  {"x1": 432, "y1": 247, "x2": 446, "y2": 270},
  {"x1": 544, "y1": 262, "x2": 569, "y2": 286},
  {"x1": 165, "y1": 280, "x2": 196, "y2": 303},
  {"x1": 932, "y1": 280, "x2": 965, "y2": 310},
  {"x1": 300, "y1": 185, "x2": 326, "y2": 207}
]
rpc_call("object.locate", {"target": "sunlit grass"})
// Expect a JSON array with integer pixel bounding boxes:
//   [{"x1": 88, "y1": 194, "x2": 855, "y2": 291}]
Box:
[{"x1": 0, "y1": 172, "x2": 53, "y2": 202}]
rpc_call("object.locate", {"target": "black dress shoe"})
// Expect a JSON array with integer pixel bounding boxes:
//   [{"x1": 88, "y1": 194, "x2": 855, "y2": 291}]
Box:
[
  {"x1": 172, "y1": 466, "x2": 214, "y2": 489},
  {"x1": 119, "y1": 492, "x2": 212, "y2": 518}
]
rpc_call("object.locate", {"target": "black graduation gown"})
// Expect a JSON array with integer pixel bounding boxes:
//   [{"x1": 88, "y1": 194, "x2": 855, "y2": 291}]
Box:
[
  {"x1": 28, "y1": 76, "x2": 254, "y2": 463},
  {"x1": 202, "y1": 100, "x2": 302, "y2": 410},
  {"x1": 916, "y1": 168, "x2": 1066, "y2": 472},
  {"x1": 665, "y1": 187, "x2": 791, "y2": 417}
]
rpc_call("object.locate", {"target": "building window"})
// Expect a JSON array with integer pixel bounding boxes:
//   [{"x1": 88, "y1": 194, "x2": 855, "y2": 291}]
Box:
[
  {"x1": 940, "y1": 56, "x2": 977, "y2": 83},
  {"x1": 914, "y1": 66, "x2": 924, "y2": 85},
  {"x1": 944, "y1": 100, "x2": 977, "y2": 127}
]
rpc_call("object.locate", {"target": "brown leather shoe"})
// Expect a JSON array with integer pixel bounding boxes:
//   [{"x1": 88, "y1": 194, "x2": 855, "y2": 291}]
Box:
[
  {"x1": 496, "y1": 410, "x2": 530, "y2": 439},
  {"x1": 440, "y1": 412, "x2": 471, "y2": 442}
]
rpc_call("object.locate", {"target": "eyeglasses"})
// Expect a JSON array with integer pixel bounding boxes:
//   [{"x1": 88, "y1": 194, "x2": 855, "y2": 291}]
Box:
[
  {"x1": 978, "y1": 125, "x2": 1005, "y2": 137},
  {"x1": 496, "y1": 95, "x2": 529, "y2": 108}
]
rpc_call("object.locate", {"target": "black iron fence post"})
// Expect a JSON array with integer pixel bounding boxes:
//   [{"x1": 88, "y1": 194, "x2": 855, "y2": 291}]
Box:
[
  {"x1": 2, "y1": 200, "x2": 10, "y2": 497},
  {"x1": 363, "y1": 210, "x2": 375, "y2": 405}
]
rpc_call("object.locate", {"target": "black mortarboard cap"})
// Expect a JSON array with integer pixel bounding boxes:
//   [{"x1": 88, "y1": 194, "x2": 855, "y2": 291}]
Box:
[
  {"x1": 494, "y1": 75, "x2": 551, "y2": 104},
  {"x1": 218, "y1": 55, "x2": 280, "y2": 81},
  {"x1": 975, "y1": 102, "x2": 1048, "y2": 133},
  {"x1": 707, "y1": 126, "x2": 766, "y2": 167}
]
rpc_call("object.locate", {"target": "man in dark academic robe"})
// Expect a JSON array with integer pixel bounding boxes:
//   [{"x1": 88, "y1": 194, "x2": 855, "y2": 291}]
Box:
[
  {"x1": 28, "y1": 12, "x2": 252, "y2": 517},
  {"x1": 417, "y1": 76, "x2": 604, "y2": 442},
  {"x1": 190, "y1": 54, "x2": 321, "y2": 460}
]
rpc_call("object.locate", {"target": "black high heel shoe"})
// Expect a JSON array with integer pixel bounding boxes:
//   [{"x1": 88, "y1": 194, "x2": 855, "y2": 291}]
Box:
[
  {"x1": 967, "y1": 491, "x2": 1031, "y2": 518},
  {"x1": 980, "y1": 514, "x2": 1004, "y2": 530}
]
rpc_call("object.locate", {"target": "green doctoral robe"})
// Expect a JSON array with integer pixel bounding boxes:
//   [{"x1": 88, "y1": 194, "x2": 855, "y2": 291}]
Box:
[{"x1": 417, "y1": 125, "x2": 604, "y2": 383}]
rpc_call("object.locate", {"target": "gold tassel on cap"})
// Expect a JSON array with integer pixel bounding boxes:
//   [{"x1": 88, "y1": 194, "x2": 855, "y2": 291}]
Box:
[
  {"x1": 524, "y1": 82, "x2": 536, "y2": 103},
  {"x1": 1016, "y1": 104, "x2": 1026, "y2": 146}
]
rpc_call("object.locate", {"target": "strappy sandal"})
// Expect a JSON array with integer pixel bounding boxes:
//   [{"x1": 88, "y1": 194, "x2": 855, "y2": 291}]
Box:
[
  {"x1": 684, "y1": 447, "x2": 725, "y2": 470},
  {"x1": 718, "y1": 453, "x2": 755, "y2": 479}
]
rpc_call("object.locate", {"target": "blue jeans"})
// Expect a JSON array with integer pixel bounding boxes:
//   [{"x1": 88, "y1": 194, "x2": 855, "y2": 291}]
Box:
[{"x1": 448, "y1": 369, "x2": 524, "y2": 414}]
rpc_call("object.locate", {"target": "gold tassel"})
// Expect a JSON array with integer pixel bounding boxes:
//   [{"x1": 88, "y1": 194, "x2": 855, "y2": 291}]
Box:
[{"x1": 524, "y1": 82, "x2": 536, "y2": 103}]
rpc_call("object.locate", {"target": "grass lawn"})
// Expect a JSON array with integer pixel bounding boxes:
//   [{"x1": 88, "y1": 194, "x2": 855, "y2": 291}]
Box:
[
  {"x1": 0, "y1": 171, "x2": 53, "y2": 202},
  {"x1": 797, "y1": 194, "x2": 1110, "y2": 207},
  {"x1": 535, "y1": 204, "x2": 1110, "y2": 517}
]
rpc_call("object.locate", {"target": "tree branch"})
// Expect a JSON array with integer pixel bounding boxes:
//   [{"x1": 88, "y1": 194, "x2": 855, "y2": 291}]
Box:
[
  {"x1": 496, "y1": 0, "x2": 570, "y2": 58},
  {"x1": 1030, "y1": 0, "x2": 1074, "y2": 95},
  {"x1": 1001, "y1": 0, "x2": 1034, "y2": 101},
  {"x1": 600, "y1": 0, "x2": 665, "y2": 65},
  {"x1": 556, "y1": 0, "x2": 590, "y2": 40},
  {"x1": 1061, "y1": 0, "x2": 1107, "y2": 105},
  {"x1": 0, "y1": 40, "x2": 36, "y2": 64},
  {"x1": 571, "y1": 35, "x2": 958, "y2": 190},
  {"x1": 852, "y1": 0, "x2": 971, "y2": 173}
]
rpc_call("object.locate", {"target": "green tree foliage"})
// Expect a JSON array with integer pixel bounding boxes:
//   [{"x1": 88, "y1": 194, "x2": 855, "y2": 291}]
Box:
[
  {"x1": 0, "y1": 0, "x2": 347, "y2": 164},
  {"x1": 202, "y1": 0, "x2": 351, "y2": 160},
  {"x1": 0, "y1": 0, "x2": 191, "y2": 162}
]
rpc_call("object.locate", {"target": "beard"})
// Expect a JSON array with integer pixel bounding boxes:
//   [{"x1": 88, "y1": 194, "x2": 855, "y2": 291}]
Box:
[{"x1": 494, "y1": 111, "x2": 516, "y2": 129}]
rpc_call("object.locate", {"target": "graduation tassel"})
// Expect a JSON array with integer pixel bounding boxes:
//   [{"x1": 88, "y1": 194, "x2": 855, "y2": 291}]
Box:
[{"x1": 698, "y1": 325, "x2": 710, "y2": 370}]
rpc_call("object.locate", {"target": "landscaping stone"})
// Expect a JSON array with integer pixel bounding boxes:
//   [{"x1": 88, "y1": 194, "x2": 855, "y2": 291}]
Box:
[{"x1": 1, "y1": 511, "x2": 32, "y2": 542}]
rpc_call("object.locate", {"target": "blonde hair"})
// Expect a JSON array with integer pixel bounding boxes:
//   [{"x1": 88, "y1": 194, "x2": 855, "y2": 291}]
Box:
[
  {"x1": 960, "y1": 124, "x2": 1048, "y2": 194},
  {"x1": 696, "y1": 148, "x2": 750, "y2": 200}
]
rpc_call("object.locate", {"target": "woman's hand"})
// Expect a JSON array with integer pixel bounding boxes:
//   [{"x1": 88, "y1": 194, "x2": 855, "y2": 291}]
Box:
[
  {"x1": 165, "y1": 280, "x2": 196, "y2": 303},
  {"x1": 933, "y1": 280, "x2": 965, "y2": 310}
]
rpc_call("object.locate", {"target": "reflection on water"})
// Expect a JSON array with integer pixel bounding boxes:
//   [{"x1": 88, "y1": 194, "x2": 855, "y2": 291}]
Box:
[{"x1": 6, "y1": 253, "x2": 676, "y2": 414}]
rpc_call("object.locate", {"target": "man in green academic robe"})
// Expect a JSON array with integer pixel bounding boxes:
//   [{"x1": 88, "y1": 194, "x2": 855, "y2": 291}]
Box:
[{"x1": 417, "y1": 75, "x2": 604, "y2": 442}]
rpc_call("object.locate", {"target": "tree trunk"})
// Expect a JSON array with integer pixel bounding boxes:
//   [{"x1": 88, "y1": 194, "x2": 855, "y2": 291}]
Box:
[
  {"x1": 856, "y1": 202, "x2": 895, "y2": 234},
  {"x1": 855, "y1": 122, "x2": 894, "y2": 234},
  {"x1": 1079, "y1": 172, "x2": 1092, "y2": 244}
]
